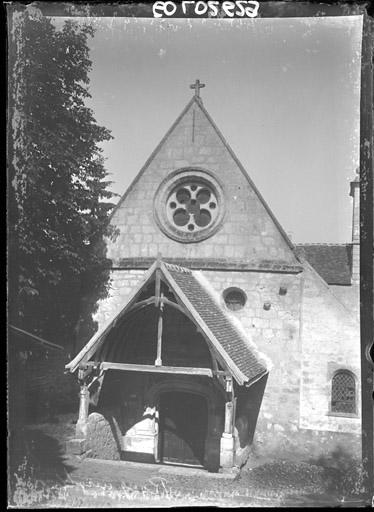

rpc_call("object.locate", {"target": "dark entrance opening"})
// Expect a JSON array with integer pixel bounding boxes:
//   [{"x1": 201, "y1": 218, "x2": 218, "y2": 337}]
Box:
[{"x1": 159, "y1": 391, "x2": 207, "y2": 467}]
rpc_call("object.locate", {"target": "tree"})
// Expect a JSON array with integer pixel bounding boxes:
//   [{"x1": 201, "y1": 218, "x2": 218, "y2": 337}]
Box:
[{"x1": 8, "y1": 7, "x2": 116, "y2": 351}]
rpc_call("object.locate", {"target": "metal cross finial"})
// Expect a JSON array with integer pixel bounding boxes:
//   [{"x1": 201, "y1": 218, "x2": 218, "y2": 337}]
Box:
[{"x1": 190, "y1": 79, "x2": 205, "y2": 98}]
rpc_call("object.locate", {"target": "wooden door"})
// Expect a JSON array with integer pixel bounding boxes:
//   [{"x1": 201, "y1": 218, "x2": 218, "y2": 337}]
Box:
[{"x1": 159, "y1": 391, "x2": 207, "y2": 466}]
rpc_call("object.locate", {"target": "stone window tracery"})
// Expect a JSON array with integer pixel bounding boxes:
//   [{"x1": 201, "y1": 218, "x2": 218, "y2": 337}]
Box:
[
  {"x1": 167, "y1": 182, "x2": 218, "y2": 233},
  {"x1": 154, "y1": 168, "x2": 225, "y2": 243},
  {"x1": 331, "y1": 370, "x2": 356, "y2": 415}
]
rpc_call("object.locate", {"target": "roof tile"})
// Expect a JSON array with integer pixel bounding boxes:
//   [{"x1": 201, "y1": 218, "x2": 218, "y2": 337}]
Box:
[
  {"x1": 296, "y1": 244, "x2": 352, "y2": 285},
  {"x1": 165, "y1": 264, "x2": 267, "y2": 383}
]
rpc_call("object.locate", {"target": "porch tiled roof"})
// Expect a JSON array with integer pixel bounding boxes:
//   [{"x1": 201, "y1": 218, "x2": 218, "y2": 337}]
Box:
[
  {"x1": 66, "y1": 259, "x2": 268, "y2": 385},
  {"x1": 165, "y1": 263, "x2": 267, "y2": 384}
]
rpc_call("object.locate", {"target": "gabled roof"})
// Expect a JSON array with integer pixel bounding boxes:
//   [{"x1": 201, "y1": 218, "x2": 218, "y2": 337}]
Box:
[
  {"x1": 109, "y1": 94, "x2": 300, "y2": 264},
  {"x1": 66, "y1": 259, "x2": 268, "y2": 386},
  {"x1": 296, "y1": 244, "x2": 352, "y2": 285}
]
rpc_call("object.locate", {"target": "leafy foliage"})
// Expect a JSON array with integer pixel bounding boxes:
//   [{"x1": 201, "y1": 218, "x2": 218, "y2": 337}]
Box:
[{"x1": 8, "y1": 8, "x2": 116, "y2": 349}]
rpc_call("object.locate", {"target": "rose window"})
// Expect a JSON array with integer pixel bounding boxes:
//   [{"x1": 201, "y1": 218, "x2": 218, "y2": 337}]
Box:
[
  {"x1": 154, "y1": 168, "x2": 225, "y2": 243},
  {"x1": 167, "y1": 183, "x2": 218, "y2": 233}
]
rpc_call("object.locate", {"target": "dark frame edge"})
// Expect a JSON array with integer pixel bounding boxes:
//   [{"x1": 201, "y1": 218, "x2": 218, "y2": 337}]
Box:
[{"x1": 359, "y1": 8, "x2": 374, "y2": 502}]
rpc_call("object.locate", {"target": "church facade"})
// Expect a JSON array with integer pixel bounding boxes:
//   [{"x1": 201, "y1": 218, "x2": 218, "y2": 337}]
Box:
[{"x1": 66, "y1": 83, "x2": 361, "y2": 471}]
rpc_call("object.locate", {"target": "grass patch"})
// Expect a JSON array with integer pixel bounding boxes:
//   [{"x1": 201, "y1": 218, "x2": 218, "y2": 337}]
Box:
[
  {"x1": 241, "y1": 460, "x2": 325, "y2": 497},
  {"x1": 10, "y1": 471, "x2": 278, "y2": 508}
]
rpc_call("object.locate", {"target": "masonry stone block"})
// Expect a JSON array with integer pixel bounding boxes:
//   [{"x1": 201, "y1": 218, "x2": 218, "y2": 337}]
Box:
[
  {"x1": 66, "y1": 438, "x2": 86, "y2": 455},
  {"x1": 86, "y1": 412, "x2": 121, "y2": 460}
]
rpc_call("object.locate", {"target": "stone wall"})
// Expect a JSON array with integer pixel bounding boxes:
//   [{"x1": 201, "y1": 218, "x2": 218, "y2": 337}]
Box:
[
  {"x1": 330, "y1": 283, "x2": 359, "y2": 316},
  {"x1": 200, "y1": 266, "x2": 360, "y2": 455},
  {"x1": 252, "y1": 420, "x2": 361, "y2": 461},
  {"x1": 201, "y1": 269, "x2": 302, "y2": 433},
  {"x1": 91, "y1": 265, "x2": 360, "y2": 460},
  {"x1": 93, "y1": 269, "x2": 145, "y2": 327},
  {"x1": 86, "y1": 411, "x2": 121, "y2": 460},
  {"x1": 299, "y1": 264, "x2": 361, "y2": 436}
]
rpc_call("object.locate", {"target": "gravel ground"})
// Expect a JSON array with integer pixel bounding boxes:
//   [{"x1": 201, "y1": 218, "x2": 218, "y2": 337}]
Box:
[{"x1": 8, "y1": 414, "x2": 370, "y2": 508}]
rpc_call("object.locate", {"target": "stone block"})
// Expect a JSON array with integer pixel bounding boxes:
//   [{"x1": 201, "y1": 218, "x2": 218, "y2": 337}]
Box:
[
  {"x1": 122, "y1": 432, "x2": 158, "y2": 456},
  {"x1": 66, "y1": 438, "x2": 86, "y2": 455},
  {"x1": 220, "y1": 433, "x2": 235, "y2": 468},
  {"x1": 86, "y1": 412, "x2": 121, "y2": 460}
]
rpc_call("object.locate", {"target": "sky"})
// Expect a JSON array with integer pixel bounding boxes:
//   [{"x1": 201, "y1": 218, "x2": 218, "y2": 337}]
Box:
[{"x1": 54, "y1": 15, "x2": 363, "y2": 243}]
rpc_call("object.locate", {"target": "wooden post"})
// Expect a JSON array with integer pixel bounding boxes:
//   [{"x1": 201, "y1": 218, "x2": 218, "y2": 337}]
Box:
[
  {"x1": 155, "y1": 296, "x2": 163, "y2": 366},
  {"x1": 220, "y1": 376, "x2": 235, "y2": 468},
  {"x1": 155, "y1": 269, "x2": 163, "y2": 366},
  {"x1": 224, "y1": 401, "x2": 234, "y2": 435},
  {"x1": 76, "y1": 383, "x2": 90, "y2": 437},
  {"x1": 220, "y1": 402, "x2": 235, "y2": 469}
]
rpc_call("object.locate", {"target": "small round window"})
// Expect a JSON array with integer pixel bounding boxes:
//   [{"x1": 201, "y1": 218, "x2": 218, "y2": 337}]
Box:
[
  {"x1": 154, "y1": 168, "x2": 225, "y2": 243},
  {"x1": 223, "y1": 288, "x2": 246, "y2": 311}
]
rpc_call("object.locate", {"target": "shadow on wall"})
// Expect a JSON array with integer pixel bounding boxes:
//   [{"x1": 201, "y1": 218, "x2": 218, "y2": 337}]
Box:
[
  {"x1": 84, "y1": 405, "x2": 158, "y2": 463},
  {"x1": 86, "y1": 403, "x2": 216, "y2": 469},
  {"x1": 235, "y1": 375, "x2": 268, "y2": 449},
  {"x1": 83, "y1": 371, "x2": 226, "y2": 472}
]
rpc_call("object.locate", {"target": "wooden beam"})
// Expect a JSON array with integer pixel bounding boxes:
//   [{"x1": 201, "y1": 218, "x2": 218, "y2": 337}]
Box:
[
  {"x1": 161, "y1": 297, "x2": 185, "y2": 315},
  {"x1": 100, "y1": 362, "x2": 213, "y2": 377},
  {"x1": 66, "y1": 260, "x2": 159, "y2": 373},
  {"x1": 155, "y1": 292, "x2": 164, "y2": 366},
  {"x1": 213, "y1": 369, "x2": 231, "y2": 377},
  {"x1": 127, "y1": 296, "x2": 186, "y2": 316},
  {"x1": 119, "y1": 290, "x2": 223, "y2": 371},
  {"x1": 124, "y1": 294, "x2": 226, "y2": 373},
  {"x1": 160, "y1": 263, "x2": 248, "y2": 385},
  {"x1": 155, "y1": 268, "x2": 161, "y2": 306},
  {"x1": 155, "y1": 269, "x2": 163, "y2": 366},
  {"x1": 162, "y1": 282, "x2": 225, "y2": 369},
  {"x1": 128, "y1": 297, "x2": 156, "y2": 313}
]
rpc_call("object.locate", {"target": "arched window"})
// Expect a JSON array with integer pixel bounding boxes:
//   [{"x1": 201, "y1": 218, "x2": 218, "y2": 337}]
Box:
[{"x1": 331, "y1": 370, "x2": 356, "y2": 414}]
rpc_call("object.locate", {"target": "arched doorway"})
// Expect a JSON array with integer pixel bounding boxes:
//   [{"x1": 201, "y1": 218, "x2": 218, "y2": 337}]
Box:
[{"x1": 158, "y1": 391, "x2": 208, "y2": 467}]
